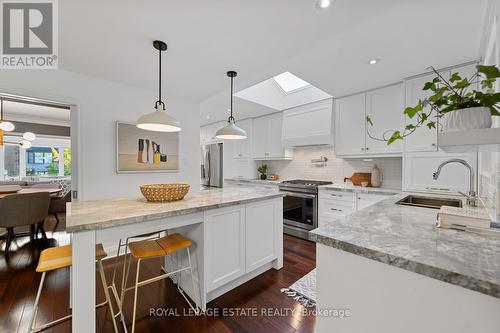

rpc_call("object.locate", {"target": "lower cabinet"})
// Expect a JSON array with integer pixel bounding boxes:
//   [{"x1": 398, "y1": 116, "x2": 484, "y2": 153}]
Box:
[
  {"x1": 205, "y1": 206, "x2": 246, "y2": 291},
  {"x1": 318, "y1": 190, "x2": 393, "y2": 226},
  {"x1": 205, "y1": 199, "x2": 280, "y2": 292},
  {"x1": 245, "y1": 200, "x2": 277, "y2": 271}
]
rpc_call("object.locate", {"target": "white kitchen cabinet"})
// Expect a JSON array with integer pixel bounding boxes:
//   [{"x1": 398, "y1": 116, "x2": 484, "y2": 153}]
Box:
[
  {"x1": 334, "y1": 93, "x2": 366, "y2": 156},
  {"x1": 205, "y1": 206, "x2": 246, "y2": 291},
  {"x1": 335, "y1": 84, "x2": 403, "y2": 157},
  {"x1": 245, "y1": 200, "x2": 278, "y2": 271},
  {"x1": 403, "y1": 151, "x2": 477, "y2": 193},
  {"x1": 365, "y1": 84, "x2": 404, "y2": 154},
  {"x1": 318, "y1": 190, "x2": 394, "y2": 226},
  {"x1": 252, "y1": 113, "x2": 293, "y2": 160},
  {"x1": 404, "y1": 73, "x2": 439, "y2": 152},
  {"x1": 201, "y1": 121, "x2": 225, "y2": 144},
  {"x1": 282, "y1": 99, "x2": 334, "y2": 146},
  {"x1": 230, "y1": 119, "x2": 253, "y2": 159}
]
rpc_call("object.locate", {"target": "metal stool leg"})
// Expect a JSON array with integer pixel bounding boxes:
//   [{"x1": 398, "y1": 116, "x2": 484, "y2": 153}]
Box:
[
  {"x1": 187, "y1": 247, "x2": 200, "y2": 313},
  {"x1": 98, "y1": 259, "x2": 120, "y2": 333},
  {"x1": 29, "y1": 272, "x2": 45, "y2": 333},
  {"x1": 131, "y1": 259, "x2": 142, "y2": 333}
]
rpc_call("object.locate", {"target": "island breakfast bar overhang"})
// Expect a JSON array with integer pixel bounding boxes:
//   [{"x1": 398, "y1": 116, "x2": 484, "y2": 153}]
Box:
[{"x1": 67, "y1": 189, "x2": 284, "y2": 333}]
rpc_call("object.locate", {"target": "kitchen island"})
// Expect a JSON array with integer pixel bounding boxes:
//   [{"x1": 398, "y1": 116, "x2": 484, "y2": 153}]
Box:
[
  {"x1": 310, "y1": 192, "x2": 500, "y2": 333},
  {"x1": 67, "y1": 187, "x2": 284, "y2": 333}
]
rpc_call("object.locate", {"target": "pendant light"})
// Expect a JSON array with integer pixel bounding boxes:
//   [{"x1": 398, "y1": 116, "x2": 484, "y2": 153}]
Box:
[
  {"x1": 137, "y1": 40, "x2": 181, "y2": 132},
  {"x1": 215, "y1": 71, "x2": 247, "y2": 140},
  {"x1": 0, "y1": 99, "x2": 15, "y2": 132}
]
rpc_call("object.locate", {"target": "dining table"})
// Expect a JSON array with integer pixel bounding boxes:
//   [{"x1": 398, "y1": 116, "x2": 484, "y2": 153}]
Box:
[{"x1": 0, "y1": 187, "x2": 62, "y2": 199}]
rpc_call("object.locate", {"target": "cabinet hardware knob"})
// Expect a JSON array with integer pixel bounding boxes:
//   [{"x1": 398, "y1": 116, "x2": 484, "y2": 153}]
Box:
[
  {"x1": 361, "y1": 148, "x2": 365, "y2": 151},
  {"x1": 366, "y1": 147, "x2": 369, "y2": 151}
]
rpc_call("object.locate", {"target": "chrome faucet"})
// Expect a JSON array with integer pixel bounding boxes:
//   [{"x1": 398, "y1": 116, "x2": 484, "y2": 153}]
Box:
[{"x1": 432, "y1": 159, "x2": 477, "y2": 207}]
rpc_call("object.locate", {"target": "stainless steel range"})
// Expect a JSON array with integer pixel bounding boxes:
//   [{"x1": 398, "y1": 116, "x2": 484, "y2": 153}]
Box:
[{"x1": 279, "y1": 179, "x2": 332, "y2": 240}]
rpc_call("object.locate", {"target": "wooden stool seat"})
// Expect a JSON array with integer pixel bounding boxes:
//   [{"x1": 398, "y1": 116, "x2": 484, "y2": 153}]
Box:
[
  {"x1": 30, "y1": 243, "x2": 120, "y2": 333},
  {"x1": 156, "y1": 233, "x2": 192, "y2": 255},
  {"x1": 128, "y1": 238, "x2": 166, "y2": 259},
  {"x1": 128, "y1": 233, "x2": 192, "y2": 259},
  {"x1": 36, "y1": 244, "x2": 107, "y2": 273}
]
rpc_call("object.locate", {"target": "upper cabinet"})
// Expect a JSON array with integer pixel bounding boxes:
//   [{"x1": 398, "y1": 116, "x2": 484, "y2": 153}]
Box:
[
  {"x1": 334, "y1": 84, "x2": 403, "y2": 157},
  {"x1": 230, "y1": 118, "x2": 253, "y2": 159},
  {"x1": 282, "y1": 99, "x2": 334, "y2": 147},
  {"x1": 404, "y1": 64, "x2": 478, "y2": 153},
  {"x1": 404, "y1": 73, "x2": 438, "y2": 152},
  {"x1": 252, "y1": 113, "x2": 293, "y2": 160},
  {"x1": 200, "y1": 121, "x2": 225, "y2": 144},
  {"x1": 334, "y1": 93, "x2": 366, "y2": 156},
  {"x1": 365, "y1": 84, "x2": 404, "y2": 154}
]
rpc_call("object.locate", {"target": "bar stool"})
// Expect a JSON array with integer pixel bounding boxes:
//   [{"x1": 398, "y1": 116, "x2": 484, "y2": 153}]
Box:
[
  {"x1": 122, "y1": 233, "x2": 199, "y2": 333},
  {"x1": 29, "y1": 244, "x2": 121, "y2": 333},
  {"x1": 110, "y1": 231, "x2": 163, "y2": 305}
]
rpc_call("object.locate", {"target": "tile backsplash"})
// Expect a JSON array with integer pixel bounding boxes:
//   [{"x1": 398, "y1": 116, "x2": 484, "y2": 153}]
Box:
[{"x1": 262, "y1": 146, "x2": 402, "y2": 189}]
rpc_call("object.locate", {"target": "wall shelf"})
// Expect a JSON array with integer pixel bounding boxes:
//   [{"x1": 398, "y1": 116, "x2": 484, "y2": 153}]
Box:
[{"x1": 438, "y1": 127, "x2": 500, "y2": 153}]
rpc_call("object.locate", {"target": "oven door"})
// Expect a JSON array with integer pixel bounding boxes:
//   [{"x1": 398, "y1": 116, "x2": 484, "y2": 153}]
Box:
[{"x1": 281, "y1": 191, "x2": 317, "y2": 230}]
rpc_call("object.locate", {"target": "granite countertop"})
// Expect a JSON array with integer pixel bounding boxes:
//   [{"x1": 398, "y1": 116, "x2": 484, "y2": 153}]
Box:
[
  {"x1": 319, "y1": 183, "x2": 400, "y2": 195},
  {"x1": 67, "y1": 187, "x2": 284, "y2": 233},
  {"x1": 225, "y1": 178, "x2": 281, "y2": 185},
  {"x1": 310, "y1": 192, "x2": 500, "y2": 298}
]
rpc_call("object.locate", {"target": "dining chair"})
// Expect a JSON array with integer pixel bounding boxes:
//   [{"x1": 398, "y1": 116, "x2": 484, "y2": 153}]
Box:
[
  {"x1": 48, "y1": 191, "x2": 71, "y2": 227},
  {"x1": 0, "y1": 192, "x2": 50, "y2": 256}
]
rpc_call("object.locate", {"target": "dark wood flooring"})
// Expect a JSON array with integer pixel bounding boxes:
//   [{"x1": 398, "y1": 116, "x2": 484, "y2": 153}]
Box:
[{"x1": 0, "y1": 215, "x2": 316, "y2": 333}]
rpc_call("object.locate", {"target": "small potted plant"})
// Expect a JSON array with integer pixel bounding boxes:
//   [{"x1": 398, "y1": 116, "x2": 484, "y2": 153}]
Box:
[
  {"x1": 366, "y1": 65, "x2": 500, "y2": 144},
  {"x1": 257, "y1": 164, "x2": 268, "y2": 180}
]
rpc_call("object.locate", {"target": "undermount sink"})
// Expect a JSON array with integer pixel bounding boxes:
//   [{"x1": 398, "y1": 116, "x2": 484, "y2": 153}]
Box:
[{"x1": 396, "y1": 195, "x2": 462, "y2": 210}]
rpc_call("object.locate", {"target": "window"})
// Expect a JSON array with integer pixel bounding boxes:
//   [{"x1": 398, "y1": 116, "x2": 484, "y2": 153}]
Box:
[
  {"x1": 273, "y1": 71, "x2": 311, "y2": 94},
  {"x1": 4, "y1": 144, "x2": 20, "y2": 179},
  {"x1": 26, "y1": 147, "x2": 58, "y2": 176}
]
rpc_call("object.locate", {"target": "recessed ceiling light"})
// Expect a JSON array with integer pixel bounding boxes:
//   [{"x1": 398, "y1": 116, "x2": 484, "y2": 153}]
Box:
[
  {"x1": 368, "y1": 59, "x2": 380, "y2": 65},
  {"x1": 318, "y1": 0, "x2": 331, "y2": 8},
  {"x1": 205, "y1": 115, "x2": 210, "y2": 120}
]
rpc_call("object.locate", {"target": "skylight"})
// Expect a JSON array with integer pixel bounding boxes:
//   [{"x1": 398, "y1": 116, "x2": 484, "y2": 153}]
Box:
[{"x1": 272, "y1": 72, "x2": 311, "y2": 94}]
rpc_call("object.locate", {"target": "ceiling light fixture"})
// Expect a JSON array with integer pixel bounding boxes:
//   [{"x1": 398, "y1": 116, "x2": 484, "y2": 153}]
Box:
[
  {"x1": 19, "y1": 140, "x2": 32, "y2": 149},
  {"x1": 23, "y1": 131, "x2": 36, "y2": 141},
  {"x1": 137, "y1": 40, "x2": 181, "y2": 132},
  {"x1": 368, "y1": 59, "x2": 380, "y2": 65},
  {"x1": 0, "y1": 99, "x2": 15, "y2": 132},
  {"x1": 318, "y1": 0, "x2": 331, "y2": 8},
  {"x1": 215, "y1": 71, "x2": 247, "y2": 140}
]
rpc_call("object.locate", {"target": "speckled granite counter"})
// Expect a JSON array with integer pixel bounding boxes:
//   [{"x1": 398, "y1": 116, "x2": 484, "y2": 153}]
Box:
[
  {"x1": 310, "y1": 192, "x2": 500, "y2": 298},
  {"x1": 67, "y1": 187, "x2": 284, "y2": 232},
  {"x1": 319, "y1": 183, "x2": 400, "y2": 195}
]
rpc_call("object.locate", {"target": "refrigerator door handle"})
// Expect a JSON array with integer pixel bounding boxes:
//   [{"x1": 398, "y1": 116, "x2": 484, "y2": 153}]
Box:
[{"x1": 205, "y1": 149, "x2": 211, "y2": 183}]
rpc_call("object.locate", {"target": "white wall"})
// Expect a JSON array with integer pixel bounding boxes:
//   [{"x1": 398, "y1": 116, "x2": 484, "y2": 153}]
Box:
[{"x1": 0, "y1": 69, "x2": 200, "y2": 200}]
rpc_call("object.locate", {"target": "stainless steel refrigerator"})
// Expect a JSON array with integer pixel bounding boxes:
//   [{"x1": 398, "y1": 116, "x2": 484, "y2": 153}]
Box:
[{"x1": 201, "y1": 143, "x2": 223, "y2": 188}]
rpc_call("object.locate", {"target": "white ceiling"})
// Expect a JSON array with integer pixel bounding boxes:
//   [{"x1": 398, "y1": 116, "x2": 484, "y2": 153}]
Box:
[
  {"x1": 2, "y1": 101, "x2": 70, "y2": 126},
  {"x1": 58, "y1": 0, "x2": 488, "y2": 125}
]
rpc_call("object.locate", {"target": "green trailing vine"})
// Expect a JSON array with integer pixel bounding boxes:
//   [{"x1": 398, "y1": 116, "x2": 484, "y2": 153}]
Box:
[{"x1": 366, "y1": 65, "x2": 500, "y2": 145}]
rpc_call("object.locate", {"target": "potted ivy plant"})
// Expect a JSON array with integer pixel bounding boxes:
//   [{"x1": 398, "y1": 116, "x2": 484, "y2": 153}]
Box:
[
  {"x1": 366, "y1": 65, "x2": 500, "y2": 144},
  {"x1": 257, "y1": 164, "x2": 268, "y2": 180}
]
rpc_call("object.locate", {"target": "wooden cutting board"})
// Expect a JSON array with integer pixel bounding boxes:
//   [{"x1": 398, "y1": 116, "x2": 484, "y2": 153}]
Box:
[{"x1": 344, "y1": 173, "x2": 372, "y2": 186}]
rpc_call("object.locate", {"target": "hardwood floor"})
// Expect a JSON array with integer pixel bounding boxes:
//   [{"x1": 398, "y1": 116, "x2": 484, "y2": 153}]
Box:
[{"x1": 0, "y1": 216, "x2": 316, "y2": 333}]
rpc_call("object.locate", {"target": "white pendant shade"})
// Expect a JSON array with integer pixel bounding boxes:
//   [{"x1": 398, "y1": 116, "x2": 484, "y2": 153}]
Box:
[
  {"x1": 137, "y1": 105, "x2": 181, "y2": 132},
  {"x1": 216, "y1": 119, "x2": 247, "y2": 140},
  {"x1": 19, "y1": 140, "x2": 32, "y2": 149},
  {"x1": 23, "y1": 131, "x2": 36, "y2": 141},
  {"x1": 0, "y1": 121, "x2": 15, "y2": 132}
]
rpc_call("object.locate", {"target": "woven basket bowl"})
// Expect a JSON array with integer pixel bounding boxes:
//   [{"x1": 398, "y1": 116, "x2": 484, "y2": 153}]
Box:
[{"x1": 140, "y1": 183, "x2": 190, "y2": 202}]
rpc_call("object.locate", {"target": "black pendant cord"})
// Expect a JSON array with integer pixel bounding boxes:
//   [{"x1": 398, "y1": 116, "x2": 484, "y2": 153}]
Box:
[
  {"x1": 155, "y1": 45, "x2": 165, "y2": 110},
  {"x1": 0, "y1": 99, "x2": 3, "y2": 121},
  {"x1": 229, "y1": 75, "x2": 234, "y2": 122}
]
